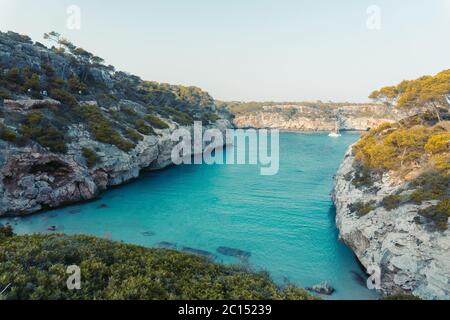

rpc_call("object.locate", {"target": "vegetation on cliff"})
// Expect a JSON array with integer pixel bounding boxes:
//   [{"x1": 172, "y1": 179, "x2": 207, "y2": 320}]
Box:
[
  {"x1": 0, "y1": 226, "x2": 313, "y2": 300},
  {"x1": 369, "y1": 69, "x2": 450, "y2": 121},
  {"x1": 0, "y1": 30, "x2": 224, "y2": 154},
  {"x1": 350, "y1": 112, "x2": 449, "y2": 230}
]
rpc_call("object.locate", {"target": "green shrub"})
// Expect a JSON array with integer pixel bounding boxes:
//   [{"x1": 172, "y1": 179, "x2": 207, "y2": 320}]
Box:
[
  {"x1": 68, "y1": 75, "x2": 87, "y2": 93},
  {"x1": 20, "y1": 111, "x2": 67, "y2": 153},
  {"x1": 50, "y1": 88, "x2": 78, "y2": 107},
  {"x1": 144, "y1": 114, "x2": 169, "y2": 129},
  {"x1": 135, "y1": 119, "x2": 155, "y2": 136},
  {"x1": 419, "y1": 199, "x2": 450, "y2": 231},
  {"x1": 0, "y1": 224, "x2": 14, "y2": 239},
  {"x1": 0, "y1": 88, "x2": 10, "y2": 99},
  {"x1": 382, "y1": 195, "x2": 402, "y2": 211},
  {"x1": 201, "y1": 112, "x2": 220, "y2": 124},
  {"x1": 348, "y1": 200, "x2": 376, "y2": 217},
  {"x1": 409, "y1": 172, "x2": 448, "y2": 205},
  {"x1": 121, "y1": 106, "x2": 138, "y2": 117},
  {"x1": 5, "y1": 68, "x2": 22, "y2": 85},
  {"x1": 82, "y1": 148, "x2": 97, "y2": 168},
  {"x1": 124, "y1": 128, "x2": 143, "y2": 143},
  {"x1": 0, "y1": 233, "x2": 315, "y2": 300},
  {"x1": 77, "y1": 105, "x2": 135, "y2": 152},
  {"x1": 352, "y1": 166, "x2": 374, "y2": 188},
  {"x1": 163, "y1": 107, "x2": 193, "y2": 126},
  {"x1": 0, "y1": 123, "x2": 18, "y2": 142},
  {"x1": 24, "y1": 73, "x2": 40, "y2": 91}
]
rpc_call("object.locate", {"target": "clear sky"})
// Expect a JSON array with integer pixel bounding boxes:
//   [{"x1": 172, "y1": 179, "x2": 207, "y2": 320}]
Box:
[{"x1": 1, "y1": 0, "x2": 449, "y2": 102}]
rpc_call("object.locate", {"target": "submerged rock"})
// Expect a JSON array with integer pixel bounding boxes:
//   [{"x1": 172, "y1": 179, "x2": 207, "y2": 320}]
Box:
[
  {"x1": 97, "y1": 204, "x2": 108, "y2": 209},
  {"x1": 68, "y1": 208, "x2": 82, "y2": 215},
  {"x1": 307, "y1": 281, "x2": 335, "y2": 295},
  {"x1": 141, "y1": 231, "x2": 155, "y2": 237},
  {"x1": 217, "y1": 246, "x2": 251, "y2": 260},
  {"x1": 182, "y1": 247, "x2": 216, "y2": 260},
  {"x1": 156, "y1": 241, "x2": 177, "y2": 249}
]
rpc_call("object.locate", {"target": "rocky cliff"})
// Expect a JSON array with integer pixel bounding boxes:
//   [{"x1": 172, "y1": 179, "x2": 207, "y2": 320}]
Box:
[
  {"x1": 0, "y1": 31, "x2": 232, "y2": 217},
  {"x1": 232, "y1": 104, "x2": 422, "y2": 131},
  {"x1": 332, "y1": 115, "x2": 450, "y2": 300}
]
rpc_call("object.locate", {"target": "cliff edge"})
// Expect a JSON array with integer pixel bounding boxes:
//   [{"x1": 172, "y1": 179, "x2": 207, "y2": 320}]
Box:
[{"x1": 332, "y1": 114, "x2": 450, "y2": 300}]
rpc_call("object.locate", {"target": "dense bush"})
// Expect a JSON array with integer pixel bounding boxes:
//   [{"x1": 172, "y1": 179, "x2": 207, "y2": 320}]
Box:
[
  {"x1": 381, "y1": 195, "x2": 402, "y2": 211},
  {"x1": 50, "y1": 88, "x2": 78, "y2": 107},
  {"x1": 0, "y1": 224, "x2": 14, "y2": 239},
  {"x1": 351, "y1": 166, "x2": 374, "y2": 188},
  {"x1": 162, "y1": 107, "x2": 194, "y2": 126},
  {"x1": 201, "y1": 112, "x2": 220, "y2": 124},
  {"x1": 0, "y1": 234, "x2": 314, "y2": 300},
  {"x1": 77, "y1": 105, "x2": 135, "y2": 152},
  {"x1": 82, "y1": 147, "x2": 97, "y2": 168},
  {"x1": 20, "y1": 111, "x2": 67, "y2": 153},
  {"x1": 144, "y1": 114, "x2": 169, "y2": 129},
  {"x1": 409, "y1": 172, "x2": 448, "y2": 205},
  {"x1": 0, "y1": 123, "x2": 18, "y2": 142},
  {"x1": 418, "y1": 199, "x2": 450, "y2": 231},
  {"x1": 24, "y1": 73, "x2": 40, "y2": 92},
  {"x1": 348, "y1": 200, "x2": 376, "y2": 217},
  {"x1": 67, "y1": 75, "x2": 87, "y2": 93},
  {"x1": 0, "y1": 88, "x2": 11, "y2": 99},
  {"x1": 124, "y1": 128, "x2": 143, "y2": 143},
  {"x1": 135, "y1": 119, "x2": 155, "y2": 136},
  {"x1": 353, "y1": 116, "x2": 449, "y2": 176}
]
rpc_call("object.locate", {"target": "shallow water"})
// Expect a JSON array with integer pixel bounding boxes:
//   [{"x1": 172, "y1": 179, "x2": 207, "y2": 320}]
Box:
[{"x1": 2, "y1": 132, "x2": 379, "y2": 300}]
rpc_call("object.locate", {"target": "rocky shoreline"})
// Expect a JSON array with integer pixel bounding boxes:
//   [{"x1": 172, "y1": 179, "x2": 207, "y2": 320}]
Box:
[
  {"x1": 332, "y1": 148, "x2": 450, "y2": 300},
  {"x1": 0, "y1": 119, "x2": 232, "y2": 217}
]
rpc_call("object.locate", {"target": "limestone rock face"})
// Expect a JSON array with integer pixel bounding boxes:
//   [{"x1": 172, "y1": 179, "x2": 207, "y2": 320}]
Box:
[
  {"x1": 233, "y1": 104, "x2": 422, "y2": 131},
  {"x1": 332, "y1": 149, "x2": 450, "y2": 300}
]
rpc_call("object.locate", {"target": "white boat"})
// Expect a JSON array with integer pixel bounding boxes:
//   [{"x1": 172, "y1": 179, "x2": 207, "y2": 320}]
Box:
[{"x1": 328, "y1": 122, "x2": 342, "y2": 137}]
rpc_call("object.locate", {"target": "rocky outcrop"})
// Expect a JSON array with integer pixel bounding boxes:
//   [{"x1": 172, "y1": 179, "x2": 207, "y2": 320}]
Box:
[
  {"x1": 233, "y1": 104, "x2": 422, "y2": 131},
  {"x1": 332, "y1": 149, "x2": 450, "y2": 300},
  {"x1": 0, "y1": 30, "x2": 232, "y2": 217},
  {"x1": 0, "y1": 119, "x2": 232, "y2": 217}
]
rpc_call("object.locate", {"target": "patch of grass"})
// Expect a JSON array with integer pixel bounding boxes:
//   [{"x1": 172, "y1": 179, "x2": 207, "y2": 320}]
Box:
[
  {"x1": 0, "y1": 123, "x2": 18, "y2": 142},
  {"x1": 135, "y1": 119, "x2": 155, "y2": 136},
  {"x1": 0, "y1": 233, "x2": 315, "y2": 300},
  {"x1": 20, "y1": 111, "x2": 67, "y2": 153},
  {"x1": 352, "y1": 166, "x2": 374, "y2": 188},
  {"x1": 82, "y1": 148, "x2": 97, "y2": 168},
  {"x1": 353, "y1": 115, "x2": 449, "y2": 176},
  {"x1": 348, "y1": 200, "x2": 376, "y2": 217},
  {"x1": 163, "y1": 107, "x2": 193, "y2": 126},
  {"x1": 77, "y1": 105, "x2": 135, "y2": 152},
  {"x1": 381, "y1": 195, "x2": 402, "y2": 211},
  {"x1": 418, "y1": 199, "x2": 450, "y2": 231},
  {"x1": 50, "y1": 88, "x2": 78, "y2": 107},
  {"x1": 201, "y1": 112, "x2": 220, "y2": 124},
  {"x1": 409, "y1": 172, "x2": 448, "y2": 205},
  {"x1": 144, "y1": 114, "x2": 169, "y2": 129},
  {"x1": 0, "y1": 88, "x2": 11, "y2": 99},
  {"x1": 124, "y1": 128, "x2": 143, "y2": 143}
]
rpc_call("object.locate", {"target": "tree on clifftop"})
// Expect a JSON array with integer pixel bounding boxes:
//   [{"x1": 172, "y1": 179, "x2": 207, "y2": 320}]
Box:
[{"x1": 369, "y1": 70, "x2": 450, "y2": 122}]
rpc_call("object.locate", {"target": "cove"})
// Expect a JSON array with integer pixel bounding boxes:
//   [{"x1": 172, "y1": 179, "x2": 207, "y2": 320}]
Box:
[{"x1": 1, "y1": 132, "x2": 379, "y2": 300}]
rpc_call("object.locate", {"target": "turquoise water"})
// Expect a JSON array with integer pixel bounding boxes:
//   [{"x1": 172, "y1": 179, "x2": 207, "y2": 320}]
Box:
[{"x1": 1, "y1": 132, "x2": 379, "y2": 300}]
